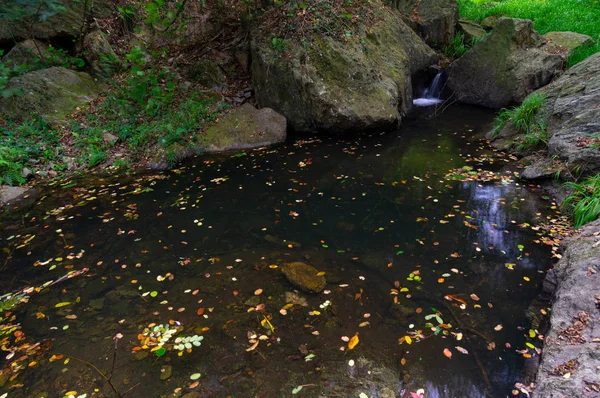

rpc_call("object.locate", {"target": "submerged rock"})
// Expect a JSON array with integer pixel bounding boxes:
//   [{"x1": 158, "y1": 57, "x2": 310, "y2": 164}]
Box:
[
  {"x1": 0, "y1": 67, "x2": 100, "y2": 125},
  {"x1": 447, "y1": 18, "x2": 564, "y2": 108},
  {"x1": 386, "y1": 0, "x2": 459, "y2": 47},
  {"x1": 200, "y1": 103, "x2": 286, "y2": 152},
  {"x1": 534, "y1": 220, "x2": 600, "y2": 397},
  {"x1": 251, "y1": 9, "x2": 437, "y2": 133},
  {"x1": 281, "y1": 262, "x2": 326, "y2": 293}
]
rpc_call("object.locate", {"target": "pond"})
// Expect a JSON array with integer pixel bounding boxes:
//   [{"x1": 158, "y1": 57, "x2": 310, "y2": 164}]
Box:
[{"x1": 0, "y1": 105, "x2": 559, "y2": 398}]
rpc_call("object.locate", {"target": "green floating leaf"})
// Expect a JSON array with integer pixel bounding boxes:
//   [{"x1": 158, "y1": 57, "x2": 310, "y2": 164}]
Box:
[
  {"x1": 190, "y1": 372, "x2": 201, "y2": 380},
  {"x1": 424, "y1": 314, "x2": 436, "y2": 320},
  {"x1": 155, "y1": 347, "x2": 167, "y2": 357},
  {"x1": 396, "y1": 250, "x2": 404, "y2": 255},
  {"x1": 525, "y1": 342, "x2": 536, "y2": 349},
  {"x1": 150, "y1": 291, "x2": 158, "y2": 298},
  {"x1": 518, "y1": 244, "x2": 525, "y2": 251},
  {"x1": 292, "y1": 386, "x2": 303, "y2": 394}
]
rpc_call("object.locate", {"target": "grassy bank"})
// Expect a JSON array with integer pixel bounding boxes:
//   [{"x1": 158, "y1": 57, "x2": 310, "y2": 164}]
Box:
[{"x1": 458, "y1": 0, "x2": 600, "y2": 65}]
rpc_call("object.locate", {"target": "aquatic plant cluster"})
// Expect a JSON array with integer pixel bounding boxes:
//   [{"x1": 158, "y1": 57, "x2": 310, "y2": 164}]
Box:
[{"x1": 136, "y1": 322, "x2": 204, "y2": 357}]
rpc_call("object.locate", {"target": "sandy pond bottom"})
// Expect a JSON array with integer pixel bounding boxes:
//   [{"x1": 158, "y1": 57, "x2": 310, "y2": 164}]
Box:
[{"x1": 0, "y1": 106, "x2": 560, "y2": 398}]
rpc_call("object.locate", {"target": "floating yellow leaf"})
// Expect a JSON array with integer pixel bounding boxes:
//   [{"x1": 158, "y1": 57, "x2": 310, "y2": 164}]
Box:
[
  {"x1": 316, "y1": 271, "x2": 326, "y2": 276},
  {"x1": 405, "y1": 335, "x2": 413, "y2": 345},
  {"x1": 529, "y1": 329, "x2": 536, "y2": 338},
  {"x1": 348, "y1": 334, "x2": 359, "y2": 350},
  {"x1": 55, "y1": 302, "x2": 71, "y2": 308}
]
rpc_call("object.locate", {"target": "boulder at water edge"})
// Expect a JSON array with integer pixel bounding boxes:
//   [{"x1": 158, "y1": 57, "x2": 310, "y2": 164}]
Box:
[
  {"x1": 0, "y1": 67, "x2": 100, "y2": 125},
  {"x1": 200, "y1": 103, "x2": 286, "y2": 152},
  {"x1": 281, "y1": 262, "x2": 326, "y2": 294},
  {"x1": 386, "y1": 0, "x2": 459, "y2": 46},
  {"x1": 251, "y1": 10, "x2": 438, "y2": 134},
  {"x1": 530, "y1": 52, "x2": 600, "y2": 174},
  {"x1": 447, "y1": 18, "x2": 565, "y2": 108}
]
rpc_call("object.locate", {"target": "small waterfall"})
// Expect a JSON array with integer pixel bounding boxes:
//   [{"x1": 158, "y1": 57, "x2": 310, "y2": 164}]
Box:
[{"x1": 413, "y1": 72, "x2": 444, "y2": 107}]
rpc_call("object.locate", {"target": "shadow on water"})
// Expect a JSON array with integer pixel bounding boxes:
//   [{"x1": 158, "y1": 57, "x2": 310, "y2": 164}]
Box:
[{"x1": 0, "y1": 105, "x2": 557, "y2": 397}]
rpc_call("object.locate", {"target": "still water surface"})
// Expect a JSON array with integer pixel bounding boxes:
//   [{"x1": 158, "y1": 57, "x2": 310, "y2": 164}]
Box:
[{"x1": 0, "y1": 106, "x2": 557, "y2": 397}]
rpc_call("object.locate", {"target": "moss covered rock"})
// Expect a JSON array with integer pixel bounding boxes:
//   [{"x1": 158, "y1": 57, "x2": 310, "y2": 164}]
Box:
[
  {"x1": 1, "y1": 66, "x2": 100, "y2": 125},
  {"x1": 386, "y1": 0, "x2": 459, "y2": 47},
  {"x1": 251, "y1": 10, "x2": 437, "y2": 134},
  {"x1": 447, "y1": 18, "x2": 565, "y2": 108},
  {"x1": 2, "y1": 39, "x2": 57, "y2": 69},
  {"x1": 457, "y1": 19, "x2": 487, "y2": 43},
  {"x1": 83, "y1": 28, "x2": 121, "y2": 78},
  {"x1": 200, "y1": 103, "x2": 286, "y2": 152},
  {"x1": 281, "y1": 262, "x2": 326, "y2": 294},
  {"x1": 0, "y1": 0, "x2": 113, "y2": 45}
]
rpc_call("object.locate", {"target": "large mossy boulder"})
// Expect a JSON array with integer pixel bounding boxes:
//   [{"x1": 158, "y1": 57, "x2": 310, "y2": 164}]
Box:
[
  {"x1": 386, "y1": 0, "x2": 459, "y2": 46},
  {"x1": 447, "y1": 18, "x2": 565, "y2": 108},
  {"x1": 251, "y1": 11, "x2": 438, "y2": 134},
  {"x1": 82, "y1": 28, "x2": 121, "y2": 78},
  {"x1": 457, "y1": 19, "x2": 486, "y2": 43},
  {"x1": 530, "y1": 52, "x2": 600, "y2": 174},
  {"x1": 0, "y1": 0, "x2": 113, "y2": 45},
  {"x1": 0, "y1": 67, "x2": 100, "y2": 125},
  {"x1": 200, "y1": 103, "x2": 286, "y2": 152}
]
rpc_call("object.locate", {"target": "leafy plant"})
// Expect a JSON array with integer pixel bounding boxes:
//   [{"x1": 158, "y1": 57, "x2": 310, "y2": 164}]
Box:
[
  {"x1": 564, "y1": 174, "x2": 600, "y2": 227},
  {"x1": 0, "y1": 146, "x2": 26, "y2": 186},
  {"x1": 442, "y1": 32, "x2": 468, "y2": 58},
  {"x1": 492, "y1": 93, "x2": 547, "y2": 150}
]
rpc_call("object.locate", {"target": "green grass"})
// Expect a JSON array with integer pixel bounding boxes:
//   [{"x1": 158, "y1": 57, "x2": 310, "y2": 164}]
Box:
[
  {"x1": 564, "y1": 174, "x2": 600, "y2": 227},
  {"x1": 492, "y1": 92, "x2": 547, "y2": 150},
  {"x1": 458, "y1": 0, "x2": 600, "y2": 64}
]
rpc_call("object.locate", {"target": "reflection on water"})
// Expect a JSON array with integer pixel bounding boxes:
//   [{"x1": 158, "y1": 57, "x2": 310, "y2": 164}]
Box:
[{"x1": 0, "y1": 106, "x2": 557, "y2": 397}]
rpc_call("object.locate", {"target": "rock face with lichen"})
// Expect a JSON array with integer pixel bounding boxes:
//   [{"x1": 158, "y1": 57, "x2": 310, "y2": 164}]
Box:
[
  {"x1": 0, "y1": 66, "x2": 100, "y2": 125},
  {"x1": 447, "y1": 18, "x2": 565, "y2": 108},
  {"x1": 251, "y1": 9, "x2": 438, "y2": 134},
  {"x1": 83, "y1": 28, "x2": 121, "y2": 78},
  {"x1": 534, "y1": 220, "x2": 600, "y2": 397},
  {"x1": 200, "y1": 103, "x2": 286, "y2": 152},
  {"x1": 281, "y1": 262, "x2": 326, "y2": 293},
  {"x1": 386, "y1": 0, "x2": 459, "y2": 46}
]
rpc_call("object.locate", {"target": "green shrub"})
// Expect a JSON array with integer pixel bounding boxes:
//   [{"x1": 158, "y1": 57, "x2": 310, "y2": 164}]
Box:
[
  {"x1": 0, "y1": 146, "x2": 25, "y2": 186},
  {"x1": 568, "y1": 41, "x2": 600, "y2": 67},
  {"x1": 442, "y1": 32, "x2": 469, "y2": 58},
  {"x1": 564, "y1": 174, "x2": 600, "y2": 227}
]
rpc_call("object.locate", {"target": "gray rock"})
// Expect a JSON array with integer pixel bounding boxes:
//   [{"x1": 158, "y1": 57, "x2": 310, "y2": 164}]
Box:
[
  {"x1": 542, "y1": 31, "x2": 594, "y2": 58},
  {"x1": 457, "y1": 19, "x2": 487, "y2": 43},
  {"x1": 386, "y1": 0, "x2": 460, "y2": 46},
  {"x1": 200, "y1": 103, "x2": 286, "y2": 152},
  {"x1": 448, "y1": 18, "x2": 565, "y2": 108},
  {"x1": 0, "y1": 186, "x2": 29, "y2": 205},
  {"x1": 520, "y1": 158, "x2": 562, "y2": 180},
  {"x1": 21, "y1": 167, "x2": 33, "y2": 179},
  {"x1": 281, "y1": 262, "x2": 326, "y2": 293},
  {"x1": 103, "y1": 132, "x2": 119, "y2": 146},
  {"x1": 0, "y1": 67, "x2": 101, "y2": 125},
  {"x1": 535, "y1": 52, "x2": 600, "y2": 174},
  {"x1": 2, "y1": 39, "x2": 56, "y2": 69},
  {"x1": 252, "y1": 9, "x2": 438, "y2": 133},
  {"x1": 534, "y1": 220, "x2": 600, "y2": 397},
  {"x1": 480, "y1": 14, "x2": 502, "y2": 30},
  {"x1": 83, "y1": 27, "x2": 121, "y2": 78}
]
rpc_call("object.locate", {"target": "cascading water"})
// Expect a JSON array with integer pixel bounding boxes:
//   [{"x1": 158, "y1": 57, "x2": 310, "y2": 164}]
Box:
[{"x1": 413, "y1": 72, "x2": 444, "y2": 106}]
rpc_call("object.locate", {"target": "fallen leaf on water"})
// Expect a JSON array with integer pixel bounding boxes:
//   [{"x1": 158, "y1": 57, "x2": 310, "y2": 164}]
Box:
[
  {"x1": 246, "y1": 341, "x2": 259, "y2": 351},
  {"x1": 443, "y1": 348, "x2": 452, "y2": 358},
  {"x1": 456, "y1": 346, "x2": 468, "y2": 354},
  {"x1": 197, "y1": 308, "x2": 204, "y2": 316},
  {"x1": 254, "y1": 289, "x2": 263, "y2": 295},
  {"x1": 494, "y1": 324, "x2": 503, "y2": 331},
  {"x1": 470, "y1": 294, "x2": 480, "y2": 301},
  {"x1": 348, "y1": 334, "x2": 359, "y2": 350}
]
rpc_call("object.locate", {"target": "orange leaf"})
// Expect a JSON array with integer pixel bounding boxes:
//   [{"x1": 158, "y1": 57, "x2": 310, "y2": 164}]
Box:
[
  {"x1": 197, "y1": 308, "x2": 205, "y2": 316},
  {"x1": 443, "y1": 348, "x2": 452, "y2": 358}
]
